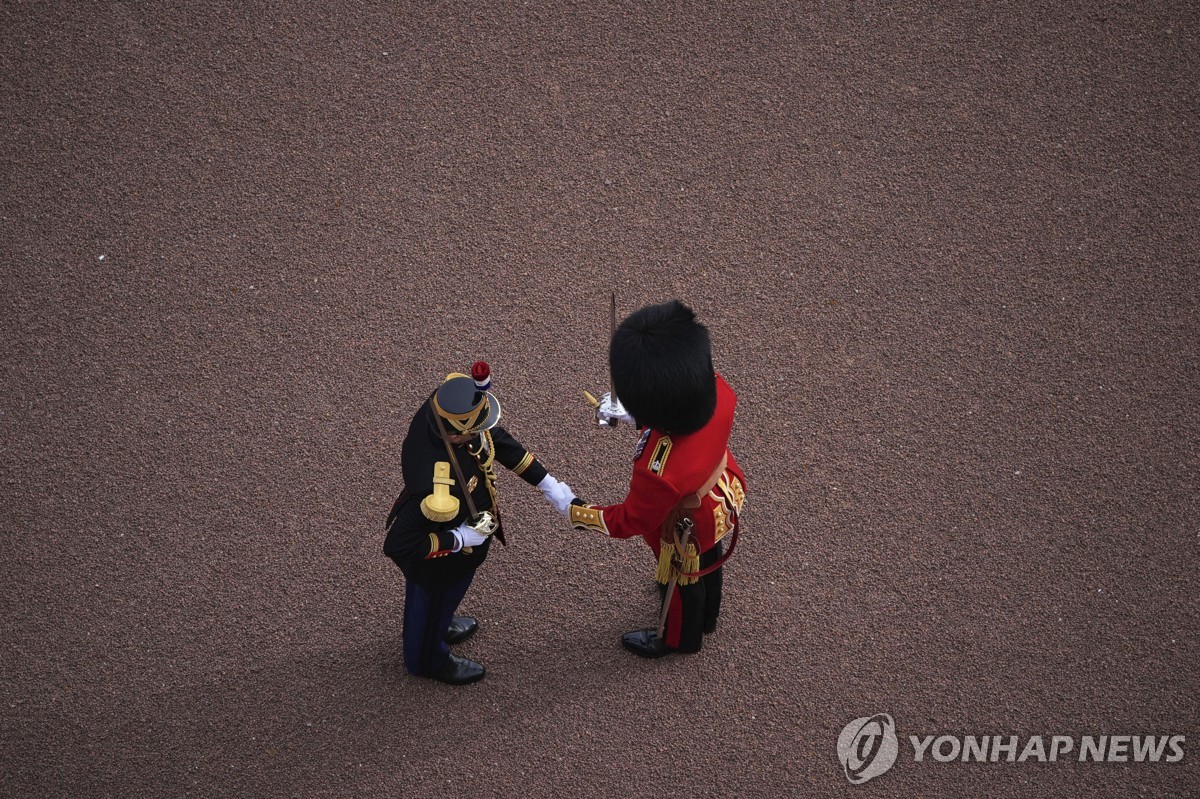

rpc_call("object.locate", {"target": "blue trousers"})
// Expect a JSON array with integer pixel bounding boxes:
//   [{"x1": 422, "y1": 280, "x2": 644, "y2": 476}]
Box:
[{"x1": 402, "y1": 573, "x2": 474, "y2": 676}]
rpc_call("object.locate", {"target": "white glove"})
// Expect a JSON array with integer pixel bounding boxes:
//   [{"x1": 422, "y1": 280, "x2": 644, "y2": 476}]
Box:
[
  {"x1": 596, "y1": 392, "x2": 635, "y2": 427},
  {"x1": 452, "y1": 520, "x2": 490, "y2": 551},
  {"x1": 538, "y1": 474, "x2": 578, "y2": 517}
]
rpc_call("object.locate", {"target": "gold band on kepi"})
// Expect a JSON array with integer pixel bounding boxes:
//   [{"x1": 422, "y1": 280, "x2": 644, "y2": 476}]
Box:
[{"x1": 432, "y1": 373, "x2": 501, "y2": 434}]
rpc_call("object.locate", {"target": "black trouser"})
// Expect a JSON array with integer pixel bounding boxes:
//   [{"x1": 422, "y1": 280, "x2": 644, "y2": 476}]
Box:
[{"x1": 400, "y1": 572, "x2": 474, "y2": 676}]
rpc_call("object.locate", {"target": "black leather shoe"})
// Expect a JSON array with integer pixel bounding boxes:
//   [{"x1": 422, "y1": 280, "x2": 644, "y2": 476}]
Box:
[
  {"x1": 430, "y1": 653, "x2": 486, "y2": 685},
  {"x1": 621, "y1": 628, "x2": 671, "y2": 658},
  {"x1": 445, "y1": 615, "x2": 479, "y2": 645}
]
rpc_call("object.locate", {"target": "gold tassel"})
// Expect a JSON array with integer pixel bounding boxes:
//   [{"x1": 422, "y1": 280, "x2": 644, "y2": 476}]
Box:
[
  {"x1": 655, "y1": 543, "x2": 674, "y2": 585},
  {"x1": 656, "y1": 540, "x2": 701, "y2": 585},
  {"x1": 678, "y1": 541, "x2": 701, "y2": 586}
]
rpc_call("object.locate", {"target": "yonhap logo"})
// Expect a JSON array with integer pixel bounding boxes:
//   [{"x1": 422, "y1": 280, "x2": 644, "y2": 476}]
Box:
[
  {"x1": 837, "y1": 713, "x2": 1186, "y2": 785},
  {"x1": 838, "y1": 713, "x2": 899, "y2": 784}
]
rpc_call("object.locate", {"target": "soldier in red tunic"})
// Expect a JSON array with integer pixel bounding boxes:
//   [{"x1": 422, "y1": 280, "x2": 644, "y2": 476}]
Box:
[{"x1": 566, "y1": 301, "x2": 747, "y2": 657}]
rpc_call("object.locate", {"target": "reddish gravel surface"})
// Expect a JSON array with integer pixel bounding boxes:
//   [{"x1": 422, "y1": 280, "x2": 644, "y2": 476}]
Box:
[{"x1": 3, "y1": 3, "x2": 1198, "y2": 798}]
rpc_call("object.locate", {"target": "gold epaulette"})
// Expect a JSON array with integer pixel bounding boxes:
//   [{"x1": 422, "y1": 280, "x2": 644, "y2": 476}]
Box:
[{"x1": 420, "y1": 462, "x2": 459, "y2": 522}]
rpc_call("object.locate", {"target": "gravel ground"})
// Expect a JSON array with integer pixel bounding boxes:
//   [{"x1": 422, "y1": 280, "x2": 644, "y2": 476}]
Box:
[{"x1": 2, "y1": 2, "x2": 1197, "y2": 797}]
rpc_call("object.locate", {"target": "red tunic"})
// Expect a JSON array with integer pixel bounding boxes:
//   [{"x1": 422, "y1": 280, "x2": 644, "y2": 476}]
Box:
[{"x1": 571, "y1": 374, "x2": 747, "y2": 557}]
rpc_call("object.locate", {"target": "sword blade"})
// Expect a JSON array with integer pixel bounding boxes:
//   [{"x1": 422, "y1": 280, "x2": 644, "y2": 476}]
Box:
[{"x1": 609, "y1": 291, "x2": 616, "y2": 398}]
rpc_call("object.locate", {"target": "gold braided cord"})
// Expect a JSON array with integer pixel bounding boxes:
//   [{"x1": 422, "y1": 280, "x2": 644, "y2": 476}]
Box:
[{"x1": 470, "y1": 431, "x2": 499, "y2": 508}]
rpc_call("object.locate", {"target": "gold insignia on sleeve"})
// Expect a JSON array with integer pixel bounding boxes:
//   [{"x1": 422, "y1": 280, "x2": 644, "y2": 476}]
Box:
[
  {"x1": 710, "y1": 473, "x2": 746, "y2": 513},
  {"x1": 647, "y1": 437, "x2": 673, "y2": 476},
  {"x1": 512, "y1": 452, "x2": 535, "y2": 476},
  {"x1": 713, "y1": 504, "x2": 731, "y2": 542},
  {"x1": 725, "y1": 473, "x2": 746, "y2": 513},
  {"x1": 569, "y1": 504, "x2": 609, "y2": 535},
  {"x1": 708, "y1": 470, "x2": 745, "y2": 542},
  {"x1": 467, "y1": 475, "x2": 478, "y2": 493}
]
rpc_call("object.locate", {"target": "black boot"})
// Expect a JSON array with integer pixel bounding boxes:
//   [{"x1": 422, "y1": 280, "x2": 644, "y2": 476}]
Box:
[
  {"x1": 445, "y1": 615, "x2": 479, "y2": 645},
  {"x1": 430, "y1": 653, "x2": 486, "y2": 685},
  {"x1": 621, "y1": 628, "x2": 671, "y2": 658}
]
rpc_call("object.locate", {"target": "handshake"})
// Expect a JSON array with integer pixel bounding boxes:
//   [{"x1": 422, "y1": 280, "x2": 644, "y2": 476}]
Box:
[{"x1": 537, "y1": 474, "x2": 577, "y2": 517}]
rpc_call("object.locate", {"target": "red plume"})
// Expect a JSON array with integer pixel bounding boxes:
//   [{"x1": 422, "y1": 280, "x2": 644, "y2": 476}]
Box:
[{"x1": 472, "y1": 361, "x2": 491, "y2": 390}]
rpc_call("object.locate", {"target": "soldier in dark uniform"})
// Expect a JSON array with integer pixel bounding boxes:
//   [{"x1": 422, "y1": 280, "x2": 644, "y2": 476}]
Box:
[
  {"x1": 385, "y1": 363, "x2": 575, "y2": 685},
  {"x1": 565, "y1": 301, "x2": 747, "y2": 657}
]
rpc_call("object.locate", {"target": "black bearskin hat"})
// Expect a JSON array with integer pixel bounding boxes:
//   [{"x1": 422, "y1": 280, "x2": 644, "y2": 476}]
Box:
[{"x1": 609, "y1": 300, "x2": 717, "y2": 435}]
